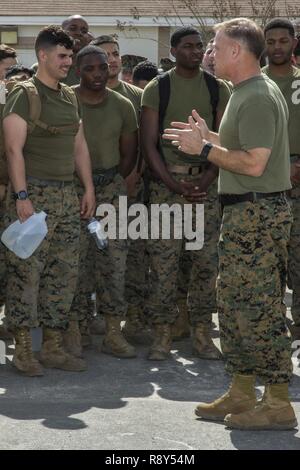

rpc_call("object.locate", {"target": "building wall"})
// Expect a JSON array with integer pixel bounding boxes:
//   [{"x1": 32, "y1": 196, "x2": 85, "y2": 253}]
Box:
[{"x1": 12, "y1": 24, "x2": 165, "y2": 67}]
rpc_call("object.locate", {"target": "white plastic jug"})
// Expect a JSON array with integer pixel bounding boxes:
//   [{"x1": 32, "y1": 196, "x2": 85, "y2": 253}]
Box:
[{"x1": 1, "y1": 211, "x2": 48, "y2": 259}]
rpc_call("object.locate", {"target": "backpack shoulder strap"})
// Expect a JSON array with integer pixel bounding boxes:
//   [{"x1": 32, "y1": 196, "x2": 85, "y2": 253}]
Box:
[
  {"x1": 60, "y1": 83, "x2": 79, "y2": 110},
  {"x1": 203, "y1": 70, "x2": 220, "y2": 132},
  {"x1": 157, "y1": 72, "x2": 171, "y2": 135},
  {"x1": 17, "y1": 79, "x2": 41, "y2": 134},
  {"x1": 19, "y1": 81, "x2": 79, "y2": 135}
]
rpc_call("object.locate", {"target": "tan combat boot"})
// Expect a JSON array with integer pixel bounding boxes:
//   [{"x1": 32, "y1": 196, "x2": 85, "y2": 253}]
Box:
[
  {"x1": 192, "y1": 323, "x2": 222, "y2": 360},
  {"x1": 148, "y1": 323, "x2": 172, "y2": 361},
  {"x1": 171, "y1": 301, "x2": 190, "y2": 341},
  {"x1": 13, "y1": 327, "x2": 44, "y2": 377},
  {"x1": 225, "y1": 383, "x2": 298, "y2": 430},
  {"x1": 195, "y1": 374, "x2": 256, "y2": 421},
  {"x1": 122, "y1": 305, "x2": 153, "y2": 345},
  {"x1": 102, "y1": 315, "x2": 136, "y2": 358},
  {"x1": 63, "y1": 321, "x2": 83, "y2": 358},
  {"x1": 40, "y1": 327, "x2": 87, "y2": 371}
]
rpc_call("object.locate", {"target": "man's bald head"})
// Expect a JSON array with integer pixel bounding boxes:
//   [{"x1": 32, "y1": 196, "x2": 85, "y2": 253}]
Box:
[
  {"x1": 62, "y1": 15, "x2": 88, "y2": 30},
  {"x1": 62, "y1": 15, "x2": 89, "y2": 54}
]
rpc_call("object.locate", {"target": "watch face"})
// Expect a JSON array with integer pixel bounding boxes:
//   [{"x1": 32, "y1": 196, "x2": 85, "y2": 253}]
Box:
[{"x1": 18, "y1": 191, "x2": 28, "y2": 200}]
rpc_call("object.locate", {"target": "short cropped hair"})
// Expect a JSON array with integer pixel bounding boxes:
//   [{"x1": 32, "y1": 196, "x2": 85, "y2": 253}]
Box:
[
  {"x1": 132, "y1": 60, "x2": 159, "y2": 82},
  {"x1": 76, "y1": 45, "x2": 107, "y2": 67},
  {"x1": 91, "y1": 35, "x2": 119, "y2": 49},
  {"x1": 35, "y1": 25, "x2": 74, "y2": 55},
  {"x1": 5, "y1": 64, "x2": 34, "y2": 79},
  {"x1": 170, "y1": 26, "x2": 202, "y2": 48},
  {"x1": 214, "y1": 18, "x2": 265, "y2": 59},
  {"x1": 0, "y1": 44, "x2": 17, "y2": 62},
  {"x1": 264, "y1": 18, "x2": 295, "y2": 38}
]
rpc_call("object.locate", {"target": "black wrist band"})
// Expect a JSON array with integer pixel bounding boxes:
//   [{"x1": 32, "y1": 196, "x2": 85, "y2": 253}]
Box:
[{"x1": 199, "y1": 142, "x2": 213, "y2": 160}]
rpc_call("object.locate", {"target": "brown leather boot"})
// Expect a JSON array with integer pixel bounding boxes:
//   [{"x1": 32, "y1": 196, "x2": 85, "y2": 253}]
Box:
[
  {"x1": 40, "y1": 328, "x2": 87, "y2": 371},
  {"x1": 13, "y1": 327, "x2": 44, "y2": 377},
  {"x1": 195, "y1": 374, "x2": 256, "y2": 421},
  {"x1": 192, "y1": 323, "x2": 222, "y2": 360},
  {"x1": 148, "y1": 323, "x2": 172, "y2": 361},
  {"x1": 63, "y1": 321, "x2": 83, "y2": 358},
  {"x1": 225, "y1": 383, "x2": 298, "y2": 430},
  {"x1": 122, "y1": 306, "x2": 153, "y2": 345},
  {"x1": 171, "y1": 301, "x2": 190, "y2": 341},
  {"x1": 102, "y1": 315, "x2": 136, "y2": 358}
]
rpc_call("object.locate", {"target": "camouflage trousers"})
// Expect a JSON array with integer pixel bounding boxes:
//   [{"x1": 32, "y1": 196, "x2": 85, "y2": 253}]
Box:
[
  {"x1": 125, "y1": 178, "x2": 149, "y2": 310},
  {"x1": 287, "y1": 184, "x2": 300, "y2": 325},
  {"x1": 0, "y1": 191, "x2": 8, "y2": 307},
  {"x1": 5, "y1": 180, "x2": 80, "y2": 330},
  {"x1": 145, "y1": 174, "x2": 220, "y2": 326},
  {"x1": 71, "y1": 174, "x2": 128, "y2": 322},
  {"x1": 218, "y1": 196, "x2": 293, "y2": 384},
  {"x1": 176, "y1": 248, "x2": 193, "y2": 305}
]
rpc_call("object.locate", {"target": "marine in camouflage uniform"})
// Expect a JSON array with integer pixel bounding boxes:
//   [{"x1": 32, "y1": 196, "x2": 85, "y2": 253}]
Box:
[
  {"x1": 166, "y1": 19, "x2": 296, "y2": 430},
  {"x1": 2, "y1": 26, "x2": 95, "y2": 376},
  {"x1": 0, "y1": 103, "x2": 8, "y2": 310},
  {"x1": 0, "y1": 45, "x2": 17, "y2": 337},
  {"x1": 263, "y1": 20, "x2": 300, "y2": 335},
  {"x1": 141, "y1": 27, "x2": 230, "y2": 360},
  {"x1": 71, "y1": 46, "x2": 138, "y2": 358},
  {"x1": 92, "y1": 35, "x2": 150, "y2": 338}
]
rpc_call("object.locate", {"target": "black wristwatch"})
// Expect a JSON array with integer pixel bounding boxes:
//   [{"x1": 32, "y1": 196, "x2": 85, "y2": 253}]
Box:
[
  {"x1": 13, "y1": 190, "x2": 28, "y2": 201},
  {"x1": 199, "y1": 142, "x2": 213, "y2": 160}
]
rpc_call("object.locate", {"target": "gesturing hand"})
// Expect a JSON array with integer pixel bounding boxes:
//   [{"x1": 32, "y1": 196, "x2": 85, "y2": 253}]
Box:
[{"x1": 163, "y1": 115, "x2": 205, "y2": 155}]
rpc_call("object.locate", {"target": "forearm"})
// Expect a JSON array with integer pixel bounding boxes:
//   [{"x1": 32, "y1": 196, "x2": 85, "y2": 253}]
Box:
[
  {"x1": 7, "y1": 150, "x2": 27, "y2": 192},
  {"x1": 207, "y1": 131, "x2": 220, "y2": 146},
  {"x1": 75, "y1": 151, "x2": 94, "y2": 191},
  {"x1": 144, "y1": 145, "x2": 181, "y2": 192},
  {"x1": 119, "y1": 152, "x2": 137, "y2": 178},
  {"x1": 207, "y1": 145, "x2": 261, "y2": 176},
  {"x1": 196, "y1": 164, "x2": 219, "y2": 191}
]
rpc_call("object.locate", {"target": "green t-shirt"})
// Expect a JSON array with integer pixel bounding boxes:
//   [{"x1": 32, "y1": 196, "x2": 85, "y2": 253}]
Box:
[
  {"x1": 219, "y1": 75, "x2": 291, "y2": 194},
  {"x1": 112, "y1": 80, "x2": 142, "y2": 118},
  {"x1": 262, "y1": 65, "x2": 300, "y2": 156},
  {"x1": 142, "y1": 68, "x2": 231, "y2": 165},
  {"x1": 62, "y1": 65, "x2": 80, "y2": 87},
  {"x1": 77, "y1": 89, "x2": 137, "y2": 170},
  {"x1": 3, "y1": 76, "x2": 80, "y2": 181}
]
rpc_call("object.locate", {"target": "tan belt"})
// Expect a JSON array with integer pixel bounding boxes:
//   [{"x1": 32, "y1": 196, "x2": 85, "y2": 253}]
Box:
[{"x1": 167, "y1": 164, "x2": 203, "y2": 176}]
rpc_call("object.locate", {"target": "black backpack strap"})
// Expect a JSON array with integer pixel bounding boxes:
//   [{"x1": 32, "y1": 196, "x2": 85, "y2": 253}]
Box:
[
  {"x1": 157, "y1": 72, "x2": 171, "y2": 135},
  {"x1": 203, "y1": 70, "x2": 220, "y2": 132}
]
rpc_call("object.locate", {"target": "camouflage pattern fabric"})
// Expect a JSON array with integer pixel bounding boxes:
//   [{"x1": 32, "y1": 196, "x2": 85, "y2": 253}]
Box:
[
  {"x1": 125, "y1": 178, "x2": 150, "y2": 311},
  {"x1": 287, "y1": 183, "x2": 300, "y2": 325},
  {"x1": 4, "y1": 181, "x2": 80, "y2": 330},
  {"x1": 0, "y1": 195, "x2": 8, "y2": 307},
  {"x1": 145, "y1": 173, "x2": 219, "y2": 326},
  {"x1": 217, "y1": 196, "x2": 293, "y2": 384},
  {"x1": 71, "y1": 174, "x2": 129, "y2": 322},
  {"x1": 176, "y1": 247, "x2": 192, "y2": 306}
]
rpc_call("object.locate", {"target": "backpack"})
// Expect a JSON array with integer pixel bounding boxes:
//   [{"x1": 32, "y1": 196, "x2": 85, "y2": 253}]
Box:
[
  {"x1": 157, "y1": 69, "x2": 220, "y2": 135},
  {"x1": 16, "y1": 79, "x2": 79, "y2": 135}
]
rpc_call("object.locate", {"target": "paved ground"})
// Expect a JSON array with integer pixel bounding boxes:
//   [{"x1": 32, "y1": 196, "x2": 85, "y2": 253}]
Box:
[{"x1": 1, "y1": 304, "x2": 300, "y2": 450}]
